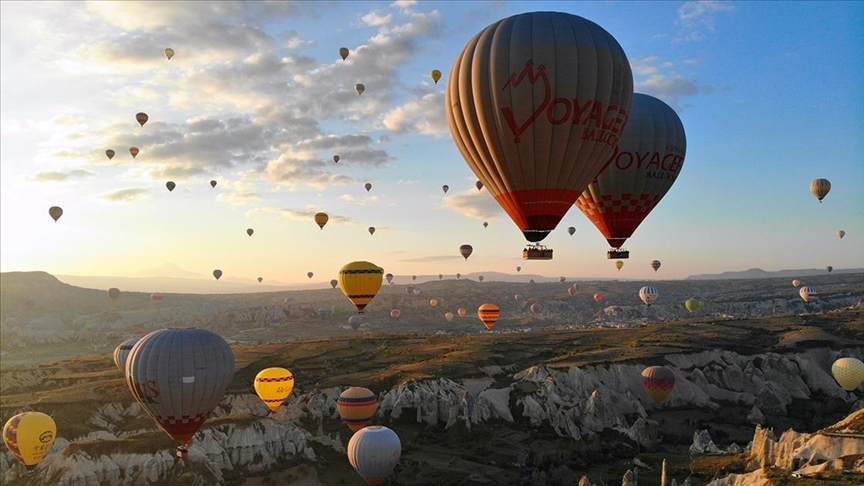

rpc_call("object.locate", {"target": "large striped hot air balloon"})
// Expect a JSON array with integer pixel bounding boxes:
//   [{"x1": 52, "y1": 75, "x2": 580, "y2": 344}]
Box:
[
  {"x1": 3, "y1": 412, "x2": 56, "y2": 469},
  {"x1": 639, "y1": 286, "x2": 659, "y2": 306},
  {"x1": 641, "y1": 366, "x2": 675, "y2": 405},
  {"x1": 337, "y1": 387, "x2": 378, "y2": 432},
  {"x1": 831, "y1": 358, "x2": 864, "y2": 391},
  {"x1": 254, "y1": 367, "x2": 294, "y2": 412},
  {"x1": 576, "y1": 94, "x2": 686, "y2": 258},
  {"x1": 125, "y1": 328, "x2": 235, "y2": 457},
  {"x1": 809, "y1": 178, "x2": 831, "y2": 203},
  {"x1": 477, "y1": 303, "x2": 500, "y2": 330},
  {"x1": 347, "y1": 426, "x2": 402, "y2": 486},
  {"x1": 339, "y1": 261, "x2": 383, "y2": 314},
  {"x1": 446, "y1": 11, "x2": 634, "y2": 250},
  {"x1": 113, "y1": 337, "x2": 139, "y2": 373},
  {"x1": 799, "y1": 286, "x2": 816, "y2": 303}
]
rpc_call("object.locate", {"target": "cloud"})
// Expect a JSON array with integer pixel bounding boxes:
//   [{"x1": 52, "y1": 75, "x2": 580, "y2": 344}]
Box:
[
  {"x1": 631, "y1": 56, "x2": 720, "y2": 109},
  {"x1": 397, "y1": 254, "x2": 462, "y2": 263},
  {"x1": 382, "y1": 91, "x2": 448, "y2": 135},
  {"x1": 246, "y1": 206, "x2": 354, "y2": 224},
  {"x1": 638, "y1": 74, "x2": 700, "y2": 105},
  {"x1": 29, "y1": 169, "x2": 96, "y2": 182},
  {"x1": 439, "y1": 190, "x2": 504, "y2": 220},
  {"x1": 362, "y1": 12, "x2": 393, "y2": 27},
  {"x1": 676, "y1": 1, "x2": 735, "y2": 42},
  {"x1": 97, "y1": 188, "x2": 149, "y2": 202},
  {"x1": 217, "y1": 192, "x2": 262, "y2": 206}
]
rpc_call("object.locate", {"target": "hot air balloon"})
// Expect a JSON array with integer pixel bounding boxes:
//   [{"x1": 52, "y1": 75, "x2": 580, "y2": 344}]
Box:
[
  {"x1": 475, "y1": 180, "x2": 483, "y2": 191},
  {"x1": 348, "y1": 315, "x2": 363, "y2": 330},
  {"x1": 459, "y1": 244, "x2": 473, "y2": 260},
  {"x1": 429, "y1": 299, "x2": 438, "y2": 307},
  {"x1": 390, "y1": 309, "x2": 401, "y2": 319},
  {"x1": 457, "y1": 308, "x2": 467, "y2": 317},
  {"x1": 314, "y1": 212, "x2": 329, "y2": 229},
  {"x1": 445, "y1": 312, "x2": 454, "y2": 322},
  {"x1": 826, "y1": 266, "x2": 833, "y2": 273},
  {"x1": 385, "y1": 273, "x2": 394, "y2": 283},
  {"x1": 442, "y1": 184, "x2": 449, "y2": 194},
  {"x1": 164, "y1": 48, "x2": 174, "y2": 60},
  {"x1": 166, "y1": 181, "x2": 176, "y2": 192},
  {"x1": 799, "y1": 286, "x2": 816, "y2": 303},
  {"x1": 641, "y1": 366, "x2": 675, "y2": 405},
  {"x1": 838, "y1": 230, "x2": 845, "y2": 239},
  {"x1": 809, "y1": 178, "x2": 831, "y2": 203},
  {"x1": 3, "y1": 412, "x2": 56, "y2": 469},
  {"x1": 337, "y1": 387, "x2": 378, "y2": 432},
  {"x1": 246, "y1": 228, "x2": 254, "y2": 237},
  {"x1": 568, "y1": 287, "x2": 577, "y2": 296},
  {"x1": 483, "y1": 221, "x2": 489, "y2": 228},
  {"x1": 792, "y1": 279, "x2": 801, "y2": 288},
  {"x1": 412, "y1": 275, "x2": 417, "y2": 281},
  {"x1": 135, "y1": 112, "x2": 148, "y2": 127},
  {"x1": 478, "y1": 303, "x2": 499, "y2": 330},
  {"x1": 567, "y1": 227, "x2": 576, "y2": 236},
  {"x1": 150, "y1": 293, "x2": 163, "y2": 303},
  {"x1": 257, "y1": 277, "x2": 263, "y2": 283},
  {"x1": 478, "y1": 275, "x2": 484, "y2": 282},
  {"x1": 126, "y1": 328, "x2": 234, "y2": 457},
  {"x1": 355, "y1": 83, "x2": 365, "y2": 96},
  {"x1": 413, "y1": 288, "x2": 421, "y2": 295},
  {"x1": 559, "y1": 276, "x2": 566, "y2": 283},
  {"x1": 513, "y1": 294, "x2": 521, "y2": 301},
  {"x1": 213, "y1": 269, "x2": 222, "y2": 280},
  {"x1": 339, "y1": 261, "x2": 383, "y2": 314},
  {"x1": 368, "y1": 227, "x2": 376, "y2": 235},
  {"x1": 48, "y1": 206, "x2": 63, "y2": 223},
  {"x1": 406, "y1": 285, "x2": 414, "y2": 295},
  {"x1": 438, "y1": 274, "x2": 443, "y2": 280},
  {"x1": 107, "y1": 287, "x2": 121, "y2": 301},
  {"x1": 576, "y1": 94, "x2": 685, "y2": 259},
  {"x1": 685, "y1": 298, "x2": 700, "y2": 313},
  {"x1": 113, "y1": 337, "x2": 138, "y2": 373},
  {"x1": 307, "y1": 272, "x2": 314, "y2": 279},
  {"x1": 615, "y1": 260, "x2": 624, "y2": 271},
  {"x1": 334, "y1": 155, "x2": 340, "y2": 163},
  {"x1": 339, "y1": 47, "x2": 350, "y2": 60},
  {"x1": 254, "y1": 367, "x2": 294, "y2": 412},
  {"x1": 430, "y1": 69, "x2": 442, "y2": 84},
  {"x1": 330, "y1": 279, "x2": 338, "y2": 289},
  {"x1": 530, "y1": 302, "x2": 541, "y2": 314},
  {"x1": 106, "y1": 149, "x2": 115, "y2": 160},
  {"x1": 210, "y1": 180, "x2": 217, "y2": 188},
  {"x1": 130, "y1": 147, "x2": 140, "y2": 158},
  {"x1": 650, "y1": 260, "x2": 661, "y2": 272},
  {"x1": 516, "y1": 266, "x2": 521, "y2": 272},
  {"x1": 348, "y1": 426, "x2": 401, "y2": 486},
  {"x1": 447, "y1": 12, "x2": 633, "y2": 253},
  {"x1": 639, "y1": 286, "x2": 658, "y2": 306},
  {"x1": 456, "y1": 273, "x2": 461, "y2": 279},
  {"x1": 365, "y1": 183, "x2": 372, "y2": 192},
  {"x1": 593, "y1": 293, "x2": 603, "y2": 303},
  {"x1": 832, "y1": 358, "x2": 864, "y2": 391}
]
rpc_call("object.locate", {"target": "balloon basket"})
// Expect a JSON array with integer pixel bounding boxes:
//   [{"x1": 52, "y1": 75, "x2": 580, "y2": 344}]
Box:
[
  {"x1": 607, "y1": 249, "x2": 629, "y2": 259},
  {"x1": 523, "y1": 245, "x2": 552, "y2": 260}
]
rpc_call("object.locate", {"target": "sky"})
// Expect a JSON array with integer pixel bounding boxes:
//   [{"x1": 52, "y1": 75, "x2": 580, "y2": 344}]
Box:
[{"x1": 1, "y1": 1, "x2": 862, "y2": 287}]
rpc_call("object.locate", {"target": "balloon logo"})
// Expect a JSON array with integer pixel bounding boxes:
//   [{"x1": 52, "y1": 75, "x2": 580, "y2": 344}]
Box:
[
  {"x1": 355, "y1": 83, "x2": 365, "y2": 96},
  {"x1": 135, "y1": 112, "x2": 148, "y2": 127},
  {"x1": 48, "y1": 206, "x2": 63, "y2": 223},
  {"x1": 337, "y1": 387, "x2": 378, "y2": 432},
  {"x1": 213, "y1": 269, "x2": 222, "y2": 280},
  {"x1": 446, "y1": 12, "x2": 634, "y2": 244},
  {"x1": 105, "y1": 149, "x2": 115, "y2": 160},
  {"x1": 254, "y1": 367, "x2": 294, "y2": 412},
  {"x1": 3, "y1": 412, "x2": 57, "y2": 469},
  {"x1": 339, "y1": 261, "x2": 384, "y2": 314},
  {"x1": 166, "y1": 181, "x2": 176, "y2": 192},
  {"x1": 459, "y1": 244, "x2": 473, "y2": 260},
  {"x1": 113, "y1": 337, "x2": 138, "y2": 373},
  {"x1": 809, "y1": 178, "x2": 831, "y2": 203},
  {"x1": 831, "y1": 358, "x2": 864, "y2": 391},
  {"x1": 339, "y1": 47, "x2": 349, "y2": 61},
  {"x1": 639, "y1": 286, "x2": 659, "y2": 306},
  {"x1": 347, "y1": 426, "x2": 401, "y2": 485},
  {"x1": 107, "y1": 287, "x2": 121, "y2": 301},
  {"x1": 430, "y1": 69, "x2": 442, "y2": 84},
  {"x1": 314, "y1": 212, "x2": 329, "y2": 229},
  {"x1": 164, "y1": 48, "x2": 174, "y2": 60},
  {"x1": 650, "y1": 260, "x2": 661, "y2": 272},
  {"x1": 246, "y1": 228, "x2": 254, "y2": 237},
  {"x1": 641, "y1": 366, "x2": 675, "y2": 405},
  {"x1": 129, "y1": 147, "x2": 139, "y2": 158},
  {"x1": 477, "y1": 303, "x2": 499, "y2": 330}
]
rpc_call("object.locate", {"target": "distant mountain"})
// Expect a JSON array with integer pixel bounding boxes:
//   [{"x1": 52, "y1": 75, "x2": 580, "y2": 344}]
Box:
[
  {"x1": 129, "y1": 262, "x2": 204, "y2": 278},
  {"x1": 686, "y1": 267, "x2": 864, "y2": 280},
  {"x1": 54, "y1": 274, "x2": 330, "y2": 294}
]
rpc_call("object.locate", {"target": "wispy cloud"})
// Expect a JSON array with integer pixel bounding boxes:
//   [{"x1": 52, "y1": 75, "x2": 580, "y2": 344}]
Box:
[
  {"x1": 246, "y1": 206, "x2": 354, "y2": 224},
  {"x1": 439, "y1": 189, "x2": 504, "y2": 220},
  {"x1": 29, "y1": 169, "x2": 96, "y2": 182},
  {"x1": 98, "y1": 188, "x2": 149, "y2": 202},
  {"x1": 382, "y1": 91, "x2": 447, "y2": 135},
  {"x1": 631, "y1": 56, "x2": 724, "y2": 109},
  {"x1": 675, "y1": 1, "x2": 735, "y2": 42},
  {"x1": 217, "y1": 192, "x2": 262, "y2": 206}
]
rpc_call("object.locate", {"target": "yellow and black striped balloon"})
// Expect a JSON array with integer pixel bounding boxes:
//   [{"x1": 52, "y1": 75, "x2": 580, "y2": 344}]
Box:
[
  {"x1": 477, "y1": 303, "x2": 500, "y2": 330},
  {"x1": 338, "y1": 261, "x2": 383, "y2": 314}
]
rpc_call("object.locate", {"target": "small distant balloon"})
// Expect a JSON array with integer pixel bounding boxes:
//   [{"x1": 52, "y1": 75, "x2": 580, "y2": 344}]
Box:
[
  {"x1": 365, "y1": 182, "x2": 372, "y2": 192},
  {"x1": 106, "y1": 149, "x2": 115, "y2": 160},
  {"x1": 339, "y1": 47, "x2": 349, "y2": 60},
  {"x1": 475, "y1": 180, "x2": 483, "y2": 191},
  {"x1": 594, "y1": 293, "x2": 603, "y2": 303},
  {"x1": 568, "y1": 287, "x2": 577, "y2": 296},
  {"x1": 650, "y1": 260, "x2": 661, "y2": 272},
  {"x1": 429, "y1": 298, "x2": 438, "y2": 307},
  {"x1": 459, "y1": 244, "x2": 473, "y2": 260},
  {"x1": 355, "y1": 83, "x2": 365, "y2": 96},
  {"x1": 444, "y1": 312, "x2": 454, "y2": 322},
  {"x1": 837, "y1": 230, "x2": 845, "y2": 239},
  {"x1": 246, "y1": 228, "x2": 254, "y2": 237},
  {"x1": 559, "y1": 276, "x2": 566, "y2": 283},
  {"x1": 390, "y1": 309, "x2": 401, "y2": 319},
  {"x1": 792, "y1": 279, "x2": 801, "y2": 287},
  {"x1": 641, "y1": 366, "x2": 675, "y2": 405},
  {"x1": 831, "y1": 357, "x2": 864, "y2": 391},
  {"x1": 477, "y1": 303, "x2": 499, "y2": 330},
  {"x1": 166, "y1": 181, "x2": 176, "y2": 192},
  {"x1": 164, "y1": 48, "x2": 174, "y2": 60},
  {"x1": 330, "y1": 279, "x2": 338, "y2": 289},
  {"x1": 516, "y1": 266, "x2": 521, "y2": 272},
  {"x1": 49, "y1": 206, "x2": 63, "y2": 222},
  {"x1": 478, "y1": 275, "x2": 484, "y2": 282},
  {"x1": 799, "y1": 285, "x2": 816, "y2": 303},
  {"x1": 385, "y1": 273, "x2": 394, "y2": 283},
  {"x1": 456, "y1": 273, "x2": 461, "y2": 279},
  {"x1": 314, "y1": 212, "x2": 329, "y2": 229},
  {"x1": 809, "y1": 178, "x2": 831, "y2": 203},
  {"x1": 412, "y1": 275, "x2": 417, "y2": 281},
  {"x1": 430, "y1": 69, "x2": 442, "y2": 84},
  {"x1": 457, "y1": 308, "x2": 467, "y2": 317},
  {"x1": 333, "y1": 155, "x2": 340, "y2": 163},
  {"x1": 129, "y1": 147, "x2": 139, "y2": 158},
  {"x1": 567, "y1": 227, "x2": 576, "y2": 236},
  {"x1": 368, "y1": 227, "x2": 375, "y2": 236},
  {"x1": 615, "y1": 260, "x2": 624, "y2": 271},
  {"x1": 442, "y1": 185, "x2": 449, "y2": 194},
  {"x1": 337, "y1": 386, "x2": 377, "y2": 431},
  {"x1": 135, "y1": 113, "x2": 148, "y2": 127},
  {"x1": 348, "y1": 315, "x2": 363, "y2": 330},
  {"x1": 413, "y1": 288, "x2": 421, "y2": 295},
  {"x1": 483, "y1": 222, "x2": 488, "y2": 228},
  {"x1": 107, "y1": 287, "x2": 121, "y2": 301},
  {"x1": 254, "y1": 367, "x2": 294, "y2": 412},
  {"x1": 685, "y1": 298, "x2": 700, "y2": 313},
  {"x1": 307, "y1": 272, "x2": 314, "y2": 279},
  {"x1": 438, "y1": 274, "x2": 443, "y2": 280},
  {"x1": 257, "y1": 277, "x2": 263, "y2": 283},
  {"x1": 639, "y1": 286, "x2": 659, "y2": 306},
  {"x1": 150, "y1": 293, "x2": 163, "y2": 303},
  {"x1": 210, "y1": 180, "x2": 217, "y2": 188},
  {"x1": 213, "y1": 269, "x2": 222, "y2": 280},
  {"x1": 826, "y1": 266, "x2": 833, "y2": 273}
]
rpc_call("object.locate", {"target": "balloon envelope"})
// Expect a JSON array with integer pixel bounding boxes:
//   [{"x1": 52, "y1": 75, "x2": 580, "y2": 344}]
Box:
[
  {"x1": 365, "y1": 183, "x2": 372, "y2": 192},
  {"x1": 567, "y1": 227, "x2": 576, "y2": 236},
  {"x1": 826, "y1": 266, "x2": 833, "y2": 273},
  {"x1": 348, "y1": 315, "x2": 364, "y2": 330},
  {"x1": 385, "y1": 273, "x2": 394, "y2": 283},
  {"x1": 799, "y1": 286, "x2": 816, "y2": 303},
  {"x1": 135, "y1": 112, "x2": 148, "y2": 127},
  {"x1": 838, "y1": 230, "x2": 845, "y2": 239},
  {"x1": 334, "y1": 155, "x2": 340, "y2": 163},
  {"x1": 429, "y1": 298, "x2": 438, "y2": 307},
  {"x1": 125, "y1": 328, "x2": 235, "y2": 451},
  {"x1": 339, "y1": 47, "x2": 350, "y2": 60},
  {"x1": 390, "y1": 309, "x2": 401, "y2": 319},
  {"x1": 446, "y1": 11, "x2": 634, "y2": 243},
  {"x1": 442, "y1": 184, "x2": 449, "y2": 193},
  {"x1": 459, "y1": 244, "x2": 473, "y2": 260},
  {"x1": 355, "y1": 83, "x2": 365, "y2": 95},
  {"x1": 339, "y1": 261, "x2": 383, "y2": 313},
  {"x1": 831, "y1": 358, "x2": 864, "y2": 391},
  {"x1": 330, "y1": 279, "x2": 338, "y2": 289},
  {"x1": 246, "y1": 228, "x2": 254, "y2": 236},
  {"x1": 639, "y1": 286, "x2": 658, "y2": 306},
  {"x1": 593, "y1": 293, "x2": 603, "y2": 303},
  {"x1": 457, "y1": 308, "x2": 467, "y2": 317},
  {"x1": 650, "y1": 260, "x2": 661, "y2": 272},
  {"x1": 107, "y1": 287, "x2": 121, "y2": 301},
  {"x1": 431, "y1": 69, "x2": 442, "y2": 84},
  {"x1": 641, "y1": 366, "x2": 675, "y2": 405},
  {"x1": 368, "y1": 227, "x2": 375, "y2": 235},
  {"x1": 150, "y1": 293, "x2": 163, "y2": 303},
  {"x1": 166, "y1": 181, "x2": 176, "y2": 192},
  {"x1": 164, "y1": 48, "x2": 174, "y2": 60},
  {"x1": 49, "y1": 206, "x2": 63, "y2": 222},
  {"x1": 314, "y1": 212, "x2": 329, "y2": 229},
  {"x1": 684, "y1": 298, "x2": 700, "y2": 313},
  {"x1": 254, "y1": 367, "x2": 294, "y2": 411},
  {"x1": 210, "y1": 180, "x2": 217, "y2": 188},
  {"x1": 3, "y1": 412, "x2": 56, "y2": 468},
  {"x1": 444, "y1": 312, "x2": 454, "y2": 322},
  {"x1": 478, "y1": 303, "x2": 499, "y2": 330},
  {"x1": 347, "y1": 426, "x2": 401, "y2": 486},
  {"x1": 130, "y1": 147, "x2": 140, "y2": 158},
  {"x1": 213, "y1": 269, "x2": 222, "y2": 280},
  {"x1": 615, "y1": 260, "x2": 624, "y2": 271},
  {"x1": 258, "y1": 277, "x2": 263, "y2": 283},
  {"x1": 792, "y1": 279, "x2": 801, "y2": 288},
  {"x1": 337, "y1": 387, "x2": 378, "y2": 432},
  {"x1": 106, "y1": 149, "x2": 115, "y2": 160},
  {"x1": 809, "y1": 178, "x2": 830, "y2": 202},
  {"x1": 576, "y1": 93, "x2": 686, "y2": 250},
  {"x1": 113, "y1": 338, "x2": 139, "y2": 373}
]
